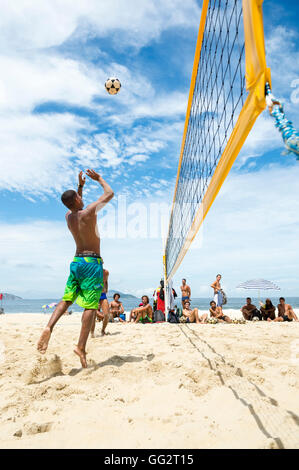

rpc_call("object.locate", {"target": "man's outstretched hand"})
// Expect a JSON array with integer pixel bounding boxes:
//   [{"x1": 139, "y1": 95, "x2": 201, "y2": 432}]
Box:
[
  {"x1": 78, "y1": 171, "x2": 86, "y2": 186},
  {"x1": 86, "y1": 169, "x2": 101, "y2": 181}
]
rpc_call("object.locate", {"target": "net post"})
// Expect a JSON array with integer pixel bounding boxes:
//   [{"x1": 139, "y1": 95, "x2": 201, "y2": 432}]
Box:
[
  {"x1": 165, "y1": 0, "x2": 271, "y2": 280},
  {"x1": 163, "y1": 254, "x2": 170, "y2": 319}
]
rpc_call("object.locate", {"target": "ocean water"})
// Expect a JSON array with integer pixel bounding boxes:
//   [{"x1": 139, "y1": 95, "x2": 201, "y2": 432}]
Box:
[{"x1": 2, "y1": 296, "x2": 299, "y2": 314}]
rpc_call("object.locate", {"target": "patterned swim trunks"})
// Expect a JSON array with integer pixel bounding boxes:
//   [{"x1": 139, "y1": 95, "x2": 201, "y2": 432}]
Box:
[{"x1": 62, "y1": 256, "x2": 103, "y2": 309}]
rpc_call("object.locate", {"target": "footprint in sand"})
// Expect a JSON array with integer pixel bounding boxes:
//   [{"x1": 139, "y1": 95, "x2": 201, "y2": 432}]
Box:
[
  {"x1": 24, "y1": 421, "x2": 53, "y2": 435},
  {"x1": 25, "y1": 354, "x2": 63, "y2": 384}
]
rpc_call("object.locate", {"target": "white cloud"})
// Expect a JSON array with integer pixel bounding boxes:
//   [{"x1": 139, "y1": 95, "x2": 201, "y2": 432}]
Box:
[
  {"x1": 0, "y1": 217, "x2": 165, "y2": 298},
  {"x1": 0, "y1": 45, "x2": 185, "y2": 193},
  {"x1": 0, "y1": 113, "x2": 90, "y2": 195},
  {"x1": 128, "y1": 154, "x2": 150, "y2": 165},
  {"x1": 0, "y1": 0, "x2": 200, "y2": 51},
  {"x1": 265, "y1": 26, "x2": 299, "y2": 115},
  {"x1": 2, "y1": 164, "x2": 299, "y2": 298},
  {"x1": 234, "y1": 24, "x2": 299, "y2": 168},
  {"x1": 0, "y1": 54, "x2": 104, "y2": 112},
  {"x1": 174, "y1": 164, "x2": 299, "y2": 296},
  {"x1": 235, "y1": 113, "x2": 282, "y2": 168}
]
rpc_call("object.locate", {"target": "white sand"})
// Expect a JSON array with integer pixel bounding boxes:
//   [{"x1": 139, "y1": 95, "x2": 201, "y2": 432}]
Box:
[{"x1": 0, "y1": 313, "x2": 298, "y2": 449}]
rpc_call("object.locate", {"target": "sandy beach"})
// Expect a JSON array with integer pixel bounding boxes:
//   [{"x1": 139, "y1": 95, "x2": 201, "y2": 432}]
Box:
[{"x1": 0, "y1": 313, "x2": 298, "y2": 449}]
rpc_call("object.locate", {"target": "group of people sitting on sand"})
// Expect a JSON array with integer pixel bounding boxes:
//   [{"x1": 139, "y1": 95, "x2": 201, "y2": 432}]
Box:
[
  {"x1": 241, "y1": 297, "x2": 298, "y2": 322},
  {"x1": 178, "y1": 276, "x2": 232, "y2": 324},
  {"x1": 175, "y1": 275, "x2": 298, "y2": 324}
]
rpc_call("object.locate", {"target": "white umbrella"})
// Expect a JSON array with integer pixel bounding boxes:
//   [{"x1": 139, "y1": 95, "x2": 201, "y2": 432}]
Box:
[{"x1": 236, "y1": 279, "x2": 280, "y2": 303}]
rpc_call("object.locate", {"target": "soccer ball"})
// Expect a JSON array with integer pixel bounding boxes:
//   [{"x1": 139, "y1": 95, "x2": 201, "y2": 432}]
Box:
[{"x1": 105, "y1": 77, "x2": 121, "y2": 95}]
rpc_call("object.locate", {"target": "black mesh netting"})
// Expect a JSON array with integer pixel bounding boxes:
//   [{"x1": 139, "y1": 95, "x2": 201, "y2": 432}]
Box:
[{"x1": 166, "y1": 0, "x2": 247, "y2": 278}]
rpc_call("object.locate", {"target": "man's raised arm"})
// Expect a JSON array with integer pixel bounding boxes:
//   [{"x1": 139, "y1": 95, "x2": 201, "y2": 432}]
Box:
[
  {"x1": 77, "y1": 171, "x2": 86, "y2": 198},
  {"x1": 85, "y1": 169, "x2": 114, "y2": 213}
]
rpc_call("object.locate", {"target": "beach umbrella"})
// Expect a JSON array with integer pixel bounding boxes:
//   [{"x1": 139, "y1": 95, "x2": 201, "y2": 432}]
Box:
[
  {"x1": 42, "y1": 303, "x2": 57, "y2": 313},
  {"x1": 236, "y1": 279, "x2": 280, "y2": 303}
]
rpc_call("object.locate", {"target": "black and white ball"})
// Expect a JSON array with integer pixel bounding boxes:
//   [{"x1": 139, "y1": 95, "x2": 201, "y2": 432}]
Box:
[{"x1": 105, "y1": 77, "x2": 121, "y2": 95}]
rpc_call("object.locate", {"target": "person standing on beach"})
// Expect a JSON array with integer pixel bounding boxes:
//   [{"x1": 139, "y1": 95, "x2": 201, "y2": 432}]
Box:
[
  {"x1": 180, "y1": 278, "x2": 191, "y2": 307},
  {"x1": 37, "y1": 169, "x2": 114, "y2": 367},
  {"x1": 211, "y1": 274, "x2": 223, "y2": 307},
  {"x1": 154, "y1": 280, "x2": 165, "y2": 313},
  {"x1": 90, "y1": 268, "x2": 110, "y2": 337}
]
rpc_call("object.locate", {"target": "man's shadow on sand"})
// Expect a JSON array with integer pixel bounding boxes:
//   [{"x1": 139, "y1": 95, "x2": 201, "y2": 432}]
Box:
[{"x1": 69, "y1": 353, "x2": 155, "y2": 376}]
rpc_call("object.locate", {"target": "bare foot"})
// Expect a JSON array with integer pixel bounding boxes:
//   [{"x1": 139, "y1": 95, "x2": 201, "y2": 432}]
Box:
[
  {"x1": 37, "y1": 327, "x2": 51, "y2": 354},
  {"x1": 74, "y1": 346, "x2": 87, "y2": 368},
  {"x1": 101, "y1": 330, "x2": 109, "y2": 336}
]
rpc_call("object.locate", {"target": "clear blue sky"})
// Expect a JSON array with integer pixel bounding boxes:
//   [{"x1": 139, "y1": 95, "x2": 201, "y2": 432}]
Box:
[{"x1": 0, "y1": 0, "x2": 298, "y2": 299}]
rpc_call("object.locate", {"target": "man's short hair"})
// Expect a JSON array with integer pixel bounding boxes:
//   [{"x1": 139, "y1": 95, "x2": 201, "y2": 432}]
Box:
[
  {"x1": 113, "y1": 293, "x2": 120, "y2": 299},
  {"x1": 217, "y1": 274, "x2": 221, "y2": 277},
  {"x1": 182, "y1": 278, "x2": 186, "y2": 282},
  {"x1": 279, "y1": 297, "x2": 285, "y2": 301},
  {"x1": 61, "y1": 190, "x2": 77, "y2": 209},
  {"x1": 210, "y1": 300, "x2": 216, "y2": 306},
  {"x1": 246, "y1": 297, "x2": 251, "y2": 301}
]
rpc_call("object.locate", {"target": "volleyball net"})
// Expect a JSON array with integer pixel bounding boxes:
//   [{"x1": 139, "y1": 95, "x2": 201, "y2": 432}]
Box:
[{"x1": 164, "y1": 0, "x2": 271, "y2": 284}]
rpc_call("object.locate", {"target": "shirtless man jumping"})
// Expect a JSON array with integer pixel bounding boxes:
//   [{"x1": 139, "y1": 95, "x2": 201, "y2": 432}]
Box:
[
  {"x1": 269, "y1": 297, "x2": 298, "y2": 322},
  {"x1": 90, "y1": 268, "x2": 110, "y2": 337},
  {"x1": 37, "y1": 169, "x2": 114, "y2": 367},
  {"x1": 180, "y1": 278, "x2": 191, "y2": 307}
]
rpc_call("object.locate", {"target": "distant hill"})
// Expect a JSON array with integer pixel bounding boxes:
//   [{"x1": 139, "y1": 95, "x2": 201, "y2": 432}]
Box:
[
  {"x1": 0, "y1": 291, "x2": 137, "y2": 301},
  {"x1": 108, "y1": 290, "x2": 137, "y2": 299},
  {"x1": 1, "y1": 293, "x2": 23, "y2": 300}
]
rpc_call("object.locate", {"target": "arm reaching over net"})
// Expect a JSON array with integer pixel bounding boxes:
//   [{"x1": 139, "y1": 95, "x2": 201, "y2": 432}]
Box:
[
  {"x1": 85, "y1": 169, "x2": 114, "y2": 213},
  {"x1": 266, "y1": 83, "x2": 299, "y2": 159}
]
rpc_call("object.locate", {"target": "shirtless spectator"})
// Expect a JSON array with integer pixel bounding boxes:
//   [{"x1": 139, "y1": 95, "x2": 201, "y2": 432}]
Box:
[
  {"x1": 268, "y1": 297, "x2": 298, "y2": 322},
  {"x1": 260, "y1": 299, "x2": 276, "y2": 321},
  {"x1": 182, "y1": 300, "x2": 207, "y2": 324},
  {"x1": 180, "y1": 278, "x2": 191, "y2": 307},
  {"x1": 109, "y1": 293, "x2": 125, "y2": 322},
  {"x1": 209, "y1": 301, "x2": 232, "y2": 323},
  {"x1": 130, "y1": 296, "x2": 153, "y2": 323},
  {"x1": 211, "y1": 274, "x2": 223, "y2": 307},
  {"x1": 241, "y1": 297, "x2": 262, "y2": 321},
  {"x1": 90, "y1": 268, "x2": 109, "y2": 337}
]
